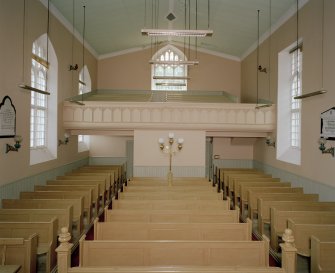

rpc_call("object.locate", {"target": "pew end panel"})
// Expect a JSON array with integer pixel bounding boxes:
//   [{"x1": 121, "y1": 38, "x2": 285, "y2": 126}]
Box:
[
  {"x1": 0, "y1": 234, "x2": 38, "y2": 273},
  {"x1": 311, "y1": 235, "x2": 335, "y2": 273}
]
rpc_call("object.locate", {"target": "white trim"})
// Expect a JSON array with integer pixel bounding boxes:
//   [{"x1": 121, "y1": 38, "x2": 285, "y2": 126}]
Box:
[
  {"x1": 99, "y1": 46, "x2": 150, "y2": 60},
  {"x1": 39, "y1": 0, "x2": 99, "y2": 59},
  {"x1": 241, "y1": 0, "x2": 309, "y2": 60}
]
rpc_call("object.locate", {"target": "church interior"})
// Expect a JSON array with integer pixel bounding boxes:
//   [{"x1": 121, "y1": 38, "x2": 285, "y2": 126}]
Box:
[{"x1": 0, "y1": 0, "x2": 335, "y2": 273}]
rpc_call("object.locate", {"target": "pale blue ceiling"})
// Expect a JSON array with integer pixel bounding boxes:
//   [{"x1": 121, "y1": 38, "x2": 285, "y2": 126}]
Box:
[{"x1": 50, "y1": 0, "x2": 299, "y2": 58}]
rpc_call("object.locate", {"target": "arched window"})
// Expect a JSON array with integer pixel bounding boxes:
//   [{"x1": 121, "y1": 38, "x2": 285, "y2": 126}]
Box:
[
  {"x1": 30, "y1": 34, "x2": 58, "y2": 165},
  {"x1": 151, "y1": 45, "x2": 187, "y2": 91},
  {"x1": 78, "y1": 65, "x2": 91, "y2": 152}
]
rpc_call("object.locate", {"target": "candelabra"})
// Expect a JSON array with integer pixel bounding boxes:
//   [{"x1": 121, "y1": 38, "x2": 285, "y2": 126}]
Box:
[{"x1": 158, "y1": 133, "x2": 184, "y2": 186}]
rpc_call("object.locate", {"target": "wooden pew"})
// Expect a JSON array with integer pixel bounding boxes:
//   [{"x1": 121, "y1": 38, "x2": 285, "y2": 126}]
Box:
[
  {"x1": 311, "y1": 235, "x2": 335, "y2": 273},
  {"x1": 123, "y1": 185, "x2": 216, "y2": 193},
  {"x1": 287, "y1": 219, "x2": 335, "y2": 257},
  {"x1": 77, "y1": 167, "x2": 120, "y2": 190},
  {"x1": 241, "y1": 185, "x2": 299, "y2": 218},
  {"x1": 118, "y1": 191, "x2": 224, "y2": 200},
  {"x1": 68, "y1": 171, "x2": 115, "y2": 198},
  {"x1": 56, "y1": 266, "x2": 287, "y2": 273},
  {"x1": 34, "y1": 184, "x2": 98, "y2": 217},
  {"x1": 94, "y1": 219, "x2": 252, "y2": 241},
  {"x1": 56, "y1": 227, "x2": 297, "y2": 273},
  {"x1": 248, "y1": 192, "x2": 317, "y2": 220},
  {"x1": 2, "y1": 198, "x2": 84, "y2": 235},
  {"x1": 104, "y1": 208, "x2": 239, "y2": 223},
  {"x1": 20, "y1": 191, "x2": 91, "y2": 225},
  {"x1": 0, "y1": 218, "x2": 58, "y2": 273},
  {"x1": 233, "y1": 177, "x2": 281, "y2": 202},
  {"x1": 0, "y1": 207, "x2": 73, "y2": 234},
  {"x1": 127, "y1": 177, "x2": 211, "y2": 187},
  {"x1": 78, "y1": 238, "x2": 270, "y2": 267},
  {"x1": 226, "y1": 173, "x2": 271, "y2": 200},
  {"x1": 258, "y1": 201, "x2": 335, "y2": 234},
  {"x1": 47, "y1": 180, "x2": 105, "y2": 208},
  {"x1": 270, "y1": 209, "x2": 335, "y2": 251},
  {"x1": 57, "y1": 175, "x2": 110, "y2": 202},
  {"x1": 0, "y1": 234, "x2": 38, "y2": 273},
  {"x1": 112, "y1": 199, "x2": 230, "y2": 210},
  {"x1": 219, "y1": 168, "x2": 260, "y2": 194},
  {"x1": 238, "y1": 182, "x2": 291, "y2": 212}
]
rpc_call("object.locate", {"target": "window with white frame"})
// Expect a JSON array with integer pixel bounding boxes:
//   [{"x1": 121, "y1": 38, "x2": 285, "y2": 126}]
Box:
[
  {"x1": 290, "y1": 47, "x2": 302, "y2": 148},
  {"x1": 30, "y1": 34, "x2": 58, "y2": 165},
  {"x1": 30, "y1": 42, "x2": 48, "y2": 149},
  {"x1": 78, "y1": 66, "x2": 91, "y2": 152},
  {"x1": 151, "y1": 45, "x2": 187, "y2": 91},
  {"x1": 277, "y1": 43, "x2": 302, "y2": 165}
]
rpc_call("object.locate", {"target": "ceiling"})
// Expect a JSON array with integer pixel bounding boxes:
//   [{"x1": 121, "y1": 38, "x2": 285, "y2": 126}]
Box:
[{"x1": 49, "y1": 0, "x2": 301, "y2": 60}]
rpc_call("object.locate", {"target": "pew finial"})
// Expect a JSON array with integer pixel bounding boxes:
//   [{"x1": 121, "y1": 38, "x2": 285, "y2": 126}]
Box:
[
  {"x1": 59, "y1": 227, "x2": 71, "y2": 245},
  {"x1": 282, "y1": 228, "x2": 295, "y2": 247}
]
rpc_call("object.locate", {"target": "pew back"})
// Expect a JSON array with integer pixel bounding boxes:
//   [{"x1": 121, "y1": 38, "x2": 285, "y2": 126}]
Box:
[
  {"x1": 112, "y1": 199, "x2": 230, "y2": 210},
  {"x1": 270, "y1": 209, "x2": 335, "y2": 250},
  {"x1": 79, "y1": 239, "x2": 269, "y2": 267},
  {"x1": 287, "y1": 219, "x2": 335, "y2": 257},
  {"x1": 94, "y1": 219, "x2": 252, "y2": 241},
  {"x1": 258, "y1": 201, "x2": 335, "y2": 234},
  {"x1": 0, "y1": 208, "x2": 72, "y2": 234},
  {"x1": 2, "y1": 198, "x2": 83, "y2": 234},
  {"x1": 248, "y1": 192, "x2": 317, "y2": 219},
  {"x1": 104, "y1": 208, "x2": 239, "y2": 223},
  {"x1": 0, "y1": 218, "x2": 58, "y2": 273},
  {"x1": 0, "y1": 234, "x2": 38, "y2": 273}
]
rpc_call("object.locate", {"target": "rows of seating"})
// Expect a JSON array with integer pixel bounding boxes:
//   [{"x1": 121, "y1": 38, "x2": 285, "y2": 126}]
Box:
[
  {"x1": 214, "y1": 167, "x2": 335, "y2": 273},
  {"x1": 56, "y1": 175, "x2": 296, "y2": 273},
  {"x1": 0, "y1": 164, "x2": 125, "y2": 273}
]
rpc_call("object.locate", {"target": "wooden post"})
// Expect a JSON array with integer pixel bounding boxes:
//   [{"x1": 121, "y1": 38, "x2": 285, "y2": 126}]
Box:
[
  {"x1": 56, "y1": 227, "x2": 73, "y2": 273},
  {"x1": 280, "y1": 228, "x2": 297, "y2": 273}
]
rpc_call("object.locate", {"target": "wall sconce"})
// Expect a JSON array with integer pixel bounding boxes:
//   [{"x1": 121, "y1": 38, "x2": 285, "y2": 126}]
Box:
[
  {"x1": 266, "y1": 136, "x2": 276, "y2": 147},
  {"x1": 58, "y1": 132, "x2": 70, "y2": 146},
  {"x1": 6, "y1": 135, "x2": 22, "y2": 153},
  {"x1": 318, "y1": 138, "x2": 334, "y2": 157},
  {"x1": 158, "y1": 132, "x2": 184, "y2": 185}
]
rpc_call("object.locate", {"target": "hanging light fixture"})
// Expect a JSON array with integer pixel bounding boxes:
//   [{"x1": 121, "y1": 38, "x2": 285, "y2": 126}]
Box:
[
  {"x1": 19, "y1": 0, "x2": 50, "y2": 95},
  {"x1": 141, "y1": 29, "x2": 213, "y2": 37},
  {"x1": 294, "y1": 0, "x2": 327, "y2": 99},
  {"x1": 142, "y1": 0, "x2": 212, "y2": 37}
]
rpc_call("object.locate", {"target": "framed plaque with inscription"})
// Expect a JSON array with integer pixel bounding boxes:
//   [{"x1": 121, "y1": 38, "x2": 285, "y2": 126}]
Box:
[
  {"x1": 320, "y1": 107, "x2": 335, "y2": 140},
  {"x1": 0, "y1": 96, "x2": 16, "y2": 138}
]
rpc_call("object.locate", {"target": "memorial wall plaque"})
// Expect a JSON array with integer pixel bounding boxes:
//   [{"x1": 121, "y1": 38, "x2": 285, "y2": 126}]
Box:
[
  {"x1": 0, "y1": 96, "x2": 16, "y2": 138},
  {"x1": 321, "y1": 107, "x2": 335, "y2": 140}
]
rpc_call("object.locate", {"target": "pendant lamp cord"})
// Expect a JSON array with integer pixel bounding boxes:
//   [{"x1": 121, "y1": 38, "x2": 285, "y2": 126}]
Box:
[
  {"x1": 22, "y1": 0, "x2": 26, "y2": 83},
  {"x1": 268, "y1": 0, "x2": 272, "y2": 101},
  {"x1": 256, "y1": 9, "x2": 260, "y2": 105}
]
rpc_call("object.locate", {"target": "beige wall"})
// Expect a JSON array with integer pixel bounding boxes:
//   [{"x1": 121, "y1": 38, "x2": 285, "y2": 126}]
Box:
[
  {"x1": 0, "y1": 0, "x2": 97, "y2": 186},
  {"x1": 242, "y1": 0, "x2": 335, "y2": 188},
  {"x1": 98, "y1": 46, "x2": 241, "y2": 97},
  {"x1": 133, "y1": 130, "x2": 206, "y2": 167},
  {"x1": 89, "y1": 136, "x2": 132, "y2": 157},
  {"x1": 213, "y1": 138, "x2": 254, "y2": 160}
]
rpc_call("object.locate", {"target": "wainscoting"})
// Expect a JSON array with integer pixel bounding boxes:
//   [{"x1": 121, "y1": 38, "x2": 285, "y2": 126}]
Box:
[
  {"x1": 133, "y1": 166, "x2": 206, "y2": 178},
  {"x1": 254, "y1": 161, "x2": 335, "y2": 202},
  {"x1": 213, "y1": 159, "x2": 335, "y2": 201},
  {"x1": 0, "y1": 158, "x2": 89, "y2": 208}
]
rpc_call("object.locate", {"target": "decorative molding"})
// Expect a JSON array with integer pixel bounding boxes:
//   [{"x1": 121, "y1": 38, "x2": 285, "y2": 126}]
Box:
[
  {"x1": 213, "y1": 159, "x2": 254, "y2": 169},
  {"x1": 63, "y1": 102, "x2": 276, "y2": 135}
]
